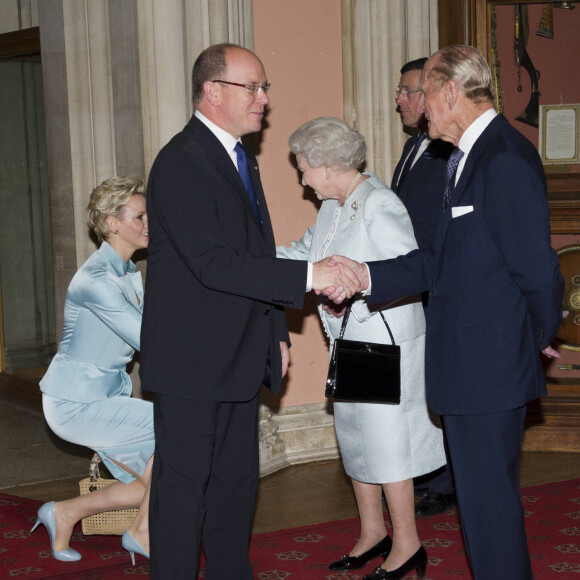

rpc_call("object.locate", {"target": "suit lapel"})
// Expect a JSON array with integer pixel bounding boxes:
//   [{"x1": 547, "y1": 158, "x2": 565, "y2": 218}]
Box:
[
  {"x1": 450, "y1": 115, "x2": 504, "y2": 209},
  {"x1": 189, "y1": 117, "x2": 243, "y2": 195},
  {"x1": 433, "y1": 115, "x2": 505, "y2": 257},
  {"x1": 391, "y1": 136, "x2": 417, "y2": 192},
  {"x1": 188, "y1": 117, "x2": 268, "y2": 241},
  {"x1": 394, "y1": 136, "x2": 452, "y2": 195},
  {"x1": 407, "y1": 152, "x2": 433, "y2": 185}
]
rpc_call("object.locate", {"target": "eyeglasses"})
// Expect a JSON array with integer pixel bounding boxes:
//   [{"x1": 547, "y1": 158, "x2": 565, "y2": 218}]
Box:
[
  {"x1": 212, "y1": 80, "x2": 271, "y2": 95},
  {"x1": 395, "y1": 88, "x2": 422, "y2": 99}
]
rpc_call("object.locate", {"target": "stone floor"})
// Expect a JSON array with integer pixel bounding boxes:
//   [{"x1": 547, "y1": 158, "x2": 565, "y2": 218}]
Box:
[{"x1": 0, "y1": 373, "x2": 89, "y2": 488}]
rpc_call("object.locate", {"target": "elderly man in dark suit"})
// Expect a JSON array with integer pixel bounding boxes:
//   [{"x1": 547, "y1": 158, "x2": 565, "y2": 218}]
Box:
[
  {"x1": 391, "y1": 57, "x2": 457, "y2": 518},
  {"x1": 328, "y1": 45, "x2": 563, "y2": 579},
  {"x1": 140, "y1": 43, "x2": 359, "y2": 580}
]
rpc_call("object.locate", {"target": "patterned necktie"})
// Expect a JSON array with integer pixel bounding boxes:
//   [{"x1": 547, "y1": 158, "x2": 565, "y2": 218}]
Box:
[
  {"x1": 443, "y1": 147, "x2": 464, "y2": 211},
  {"x1": 396, "y1": 132, "x2": 426, "y2": 191},
  {"x1": 234, "y1": 142, "x2": 261, "y2": 225}
]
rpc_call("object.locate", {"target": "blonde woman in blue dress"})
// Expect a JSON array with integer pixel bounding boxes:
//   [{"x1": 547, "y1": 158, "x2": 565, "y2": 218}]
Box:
[
  {"x1": 31, "y1": 177, "x2": 153, "y2": 565},
  {"x1": 277, "y1": 118, "x2": 445, "y2": 580}
]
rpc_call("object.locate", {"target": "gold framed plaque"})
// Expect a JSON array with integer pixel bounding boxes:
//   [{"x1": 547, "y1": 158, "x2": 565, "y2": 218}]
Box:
[
  {"x1": 539, "y1": 104, "x2": 580, "y2": 166},
  {"x1": 555, "y1": 244, "x2": 580, "y2": 351}
]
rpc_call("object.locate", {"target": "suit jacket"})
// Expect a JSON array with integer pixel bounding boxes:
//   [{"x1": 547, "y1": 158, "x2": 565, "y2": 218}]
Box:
[
  {"x1": 277, "y1": 172, "x2": 425, "y2": 346},
  {"x1": 368, "y1": 115, "x2": 563, "y2": 415},
  {"x1": 40, "y1": 241, "x2": 143, "y2": 402},
  {"x1": 391, "y1": 135, "x2": 453, "y2": 252},
  {"x1": 140, "y1": 115, "x2": 307, "y2": 401}
]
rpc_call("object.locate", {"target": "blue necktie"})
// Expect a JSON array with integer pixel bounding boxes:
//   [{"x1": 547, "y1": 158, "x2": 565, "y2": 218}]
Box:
[
  {"x1": 234, "y1": 142, "x2": 261, "y2": 225},
  {"x1": 396, "y1": 132, "x2": 426, "y2": 191},
  {"x1": 443, "y1": 147, "x2": 464, "y2": 211}
]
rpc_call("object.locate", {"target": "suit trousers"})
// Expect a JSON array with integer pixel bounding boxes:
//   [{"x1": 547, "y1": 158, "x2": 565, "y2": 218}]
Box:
[
  {"x1": 149, "y1": 391, "x2": 259, "y2": 580},
  {"x1": 443, "y1": 406, "x2": 532, "y2": 580}
]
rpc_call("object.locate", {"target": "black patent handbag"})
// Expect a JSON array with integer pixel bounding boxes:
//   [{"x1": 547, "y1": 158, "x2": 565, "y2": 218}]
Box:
[{"x1": 325, "y1": 303, "x2": 401, "y2": 404}]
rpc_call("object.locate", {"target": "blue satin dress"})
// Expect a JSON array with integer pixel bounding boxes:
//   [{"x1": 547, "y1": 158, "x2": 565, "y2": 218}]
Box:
[{"x1": 40, "y1": 242, "x2": 154, "y2": 484}]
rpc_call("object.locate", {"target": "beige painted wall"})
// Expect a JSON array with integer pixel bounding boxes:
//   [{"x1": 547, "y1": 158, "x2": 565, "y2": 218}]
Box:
[{"x1": 253, "y1": 0, "x2": 343, "y2": 408}]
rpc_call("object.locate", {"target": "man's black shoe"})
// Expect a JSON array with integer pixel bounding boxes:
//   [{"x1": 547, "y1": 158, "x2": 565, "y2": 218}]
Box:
[{"x1": 414, "y1": 492, "x2": 456, "y2": 517}]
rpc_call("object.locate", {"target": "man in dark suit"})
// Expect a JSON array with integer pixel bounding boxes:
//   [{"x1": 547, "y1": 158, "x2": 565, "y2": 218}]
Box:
[
  {"x1": 140, "y1": 43, "x2": 359, "y2": 579},
  {"x1": 329, "y1": 45, "x2": 563, "y2": 579},
  {"x1": 392, "y1": 57, "x2": 453, "y2": 252},
  {"x1": 391, "y1": 58, "x2": 457, "y2": 518}
]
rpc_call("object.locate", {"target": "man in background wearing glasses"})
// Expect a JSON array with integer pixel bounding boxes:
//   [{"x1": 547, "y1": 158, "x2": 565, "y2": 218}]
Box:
[
  {"x1": 391, "y1": 57, "x2": 456, "y2": 517},
  {"x1": 392, "y1": 57, "x2": 453, "y2": 254},
  {"x1": 141, "y1": 43, "x2": 360, "y2": 579}
]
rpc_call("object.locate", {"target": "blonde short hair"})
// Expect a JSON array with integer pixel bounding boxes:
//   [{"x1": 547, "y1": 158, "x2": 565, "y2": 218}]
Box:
[{"x1": 87, "y1": 176, "x2": 145, "y2": 243}]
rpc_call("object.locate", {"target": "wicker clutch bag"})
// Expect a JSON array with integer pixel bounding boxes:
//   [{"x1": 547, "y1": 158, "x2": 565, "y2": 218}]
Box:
[{"x1": 79, "y1": 453, "x2": 138, "y2": 535}]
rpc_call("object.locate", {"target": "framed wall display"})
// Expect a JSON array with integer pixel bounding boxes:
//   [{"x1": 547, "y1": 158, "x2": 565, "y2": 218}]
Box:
[
  {"x1": 451, "y1": 0, "x2": 580, "y2": 229},
  {"x1": 539, "y1": 104, "x2": 580, "y2": 165}
]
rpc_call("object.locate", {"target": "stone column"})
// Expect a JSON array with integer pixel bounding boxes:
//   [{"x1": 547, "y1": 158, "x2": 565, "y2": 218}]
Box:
[
  {"x1": 38, "y1": 0, "x2": 77, "y2": 334},
  {"x1": 38, "y1": 0, "x2": 252, "y2": 321},
  {"x1": 0, "y1": 0, "x2": 39, "y2": 33}
]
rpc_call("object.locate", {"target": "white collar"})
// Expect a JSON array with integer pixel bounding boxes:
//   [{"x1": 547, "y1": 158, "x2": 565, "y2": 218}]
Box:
[
  {"x1": 194, "y1": 110, "x2": 240, "y2": 165},
  {"x1": 454, "y1": 108, "x2": 497, "y2": 183},
  {"x1": 458, "y1": 108, "x2": 498, "y2": 158}
]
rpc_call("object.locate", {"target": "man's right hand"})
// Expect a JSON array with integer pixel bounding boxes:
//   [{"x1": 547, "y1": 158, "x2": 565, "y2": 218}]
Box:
[
  {"x1": 312, "y1": 257, "x2": 361, "y2": 302},
  {"x1": 317, "y1": 255, "x2": 369, "y2": 302}
]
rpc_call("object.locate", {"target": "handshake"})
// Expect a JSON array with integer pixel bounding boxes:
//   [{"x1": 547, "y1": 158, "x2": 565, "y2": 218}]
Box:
[{"x1": 311, "y1": 256, "x2": 369, "y2": 304}]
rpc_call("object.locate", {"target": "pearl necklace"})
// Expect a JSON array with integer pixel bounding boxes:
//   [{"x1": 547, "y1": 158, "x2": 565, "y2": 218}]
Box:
[{"x1": 342, "y1": 172, "x2": 362, "y2": 205}]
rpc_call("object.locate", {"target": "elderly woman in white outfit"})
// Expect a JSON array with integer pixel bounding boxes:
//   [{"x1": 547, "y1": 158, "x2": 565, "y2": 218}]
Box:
[{"x1": 277, "y1": 118, "x2": 445, "y2": 580}]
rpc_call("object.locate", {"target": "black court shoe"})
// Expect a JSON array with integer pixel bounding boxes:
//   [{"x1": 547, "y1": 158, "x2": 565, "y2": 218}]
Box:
[
  {"x1": 329, "y1": 534, "x2": 392, "y2": 571},
  {"x1": 362, "y1": 545, "x2": 427, "y2": 579}
]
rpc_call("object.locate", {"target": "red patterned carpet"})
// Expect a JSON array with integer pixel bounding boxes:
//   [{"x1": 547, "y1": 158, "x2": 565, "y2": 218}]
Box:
[{"x1": 1, "y1": 479, "x2": 579, "y2": 578}]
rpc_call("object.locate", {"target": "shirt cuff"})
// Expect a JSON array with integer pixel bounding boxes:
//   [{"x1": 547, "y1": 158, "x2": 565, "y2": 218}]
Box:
[
  {"x1": 362, "y1": 263, "x2": 372, "y2": 296},
  {"x1": 306, "y1": 262, "x2": 313, "y2": 292}
]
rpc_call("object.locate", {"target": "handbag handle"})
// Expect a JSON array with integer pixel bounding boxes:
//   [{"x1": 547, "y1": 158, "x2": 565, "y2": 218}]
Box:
[
  {"x1": 89, "y1": 452, "x2": 101, "y2": 492},
  {"x1": 337, "y1": 303, "x2": 396, "y2": 346}
]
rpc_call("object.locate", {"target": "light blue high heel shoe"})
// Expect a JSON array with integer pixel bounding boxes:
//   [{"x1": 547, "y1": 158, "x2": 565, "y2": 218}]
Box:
[
  {"x1": 30, "y1": 502, "x2": 82, "y2": 562},
  {"x1": 122, "y1": 529, "x2": 150, "y2": 565}
]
